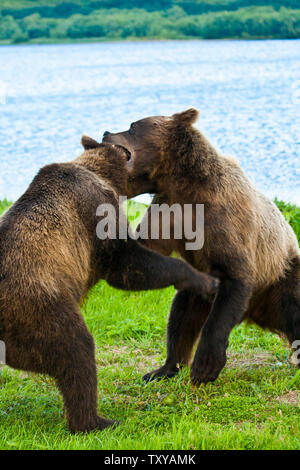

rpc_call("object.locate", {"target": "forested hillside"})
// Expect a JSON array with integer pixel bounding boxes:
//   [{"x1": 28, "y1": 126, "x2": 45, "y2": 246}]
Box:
[{"x1": 0, "y1": 1, "x2": 299, "y2": 44}]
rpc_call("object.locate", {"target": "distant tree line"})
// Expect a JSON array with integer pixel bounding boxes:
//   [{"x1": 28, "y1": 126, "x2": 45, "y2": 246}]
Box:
[
  {"x1": 2, "y1": 1, "x2": 300, "y2": 18},
  {"x1": 0, "y1": 1, "x2": 299, "y2": 43}
]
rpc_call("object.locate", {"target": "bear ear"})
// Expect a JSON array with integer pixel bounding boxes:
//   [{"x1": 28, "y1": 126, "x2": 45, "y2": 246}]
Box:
[
  {"x1": 81, "y1": 134, "x2": 102, "y2": 150},
  {"x1": 172, "y1": 108, "x2": 199, "y2": 126}
]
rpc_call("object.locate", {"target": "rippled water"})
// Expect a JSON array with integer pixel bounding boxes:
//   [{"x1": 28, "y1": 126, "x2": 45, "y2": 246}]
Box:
[{"x1": 0, "y1": 40, "x2": 299, "y2": 203}]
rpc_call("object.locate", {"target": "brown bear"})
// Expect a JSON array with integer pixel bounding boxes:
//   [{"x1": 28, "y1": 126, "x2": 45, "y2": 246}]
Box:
[
  {"x1": 0, "y1": 138, "x2": 219, "y2": 433},
  {"x1": 102, "y1": 108, "x2": 300, "y2": 385}
]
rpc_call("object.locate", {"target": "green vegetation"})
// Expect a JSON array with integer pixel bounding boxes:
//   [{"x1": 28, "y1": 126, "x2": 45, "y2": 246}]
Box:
[
  {"x1": 275, "y1": 198, "x2": 300, "y2": 243},
  {"x1": 0, "y1": 1, "x2": 300, "y2": 44},
  {"x1": 0, "y1": 199, "x2": 11, "y2": 214},
  {"x1": 0, "y1": 198, "x2": 299, "y2": 449}
]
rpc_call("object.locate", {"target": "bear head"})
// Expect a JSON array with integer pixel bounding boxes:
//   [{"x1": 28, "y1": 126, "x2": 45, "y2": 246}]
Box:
[{"x1": 102, "y1": 108, "x2": 200, "y2": 197}]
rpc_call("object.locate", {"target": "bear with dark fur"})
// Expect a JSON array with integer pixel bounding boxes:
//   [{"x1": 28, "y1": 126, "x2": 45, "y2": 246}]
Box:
[
  {"x1": 0, "y1": 138, "x2": 218, "y2": 433},
  {"x1": 103, "y1": 109, "x2": 300, "y2": 385}
]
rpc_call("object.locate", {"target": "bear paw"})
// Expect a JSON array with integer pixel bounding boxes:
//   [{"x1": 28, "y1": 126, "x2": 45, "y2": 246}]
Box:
[
  {"x1": 191, "y1": 348, "x2": 226, "y2": 386},
  {"x1": 143, "y1": 364, "x2": 180, "y2": 382}
]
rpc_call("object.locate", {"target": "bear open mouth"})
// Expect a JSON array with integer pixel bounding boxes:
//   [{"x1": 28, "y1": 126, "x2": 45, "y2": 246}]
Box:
[{"x1": 114, "y1": 144, "x2": 132, "y2": 162}]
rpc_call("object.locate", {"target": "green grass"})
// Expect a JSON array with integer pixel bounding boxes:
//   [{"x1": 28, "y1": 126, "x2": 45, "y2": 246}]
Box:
[
  {"x1": 275, "y1": 198, "x2": 300, "y2": 243},
  {"x1": 0, "y1": 198, "x2": 299, "y2": 450},
  {"x1": 0, "y1": 199, "x2": 11, "y2": 215}
]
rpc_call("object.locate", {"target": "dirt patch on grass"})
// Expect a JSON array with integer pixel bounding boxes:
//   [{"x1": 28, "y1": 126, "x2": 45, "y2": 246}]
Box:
[
  {"x1": 98, "y1": 345, "x2": 283, "y2": 374},
  {"x1": 276, "y1": 391, "x2": 299, "y2": 406},
  {"x1": 227, "y1": 351, "x2": 277, "y2": 369},
  {"x1": 97, "y1": 344, "x2": 292, "y2": 380},
  {"x1": 234, "y1": 421, "x2": 264, "y2": 430},
  {"x1": 97, "y1": 344, "x2": 162, "y2": 372}
]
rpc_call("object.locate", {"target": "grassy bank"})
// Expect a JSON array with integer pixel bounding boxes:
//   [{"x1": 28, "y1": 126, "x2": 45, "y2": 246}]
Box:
[
  {"x1": 0, "y1": 1, "x2": 300, "y2": 45},
  {"x1": 0, "y1": 198, "x2": 299, "y2": 450}
]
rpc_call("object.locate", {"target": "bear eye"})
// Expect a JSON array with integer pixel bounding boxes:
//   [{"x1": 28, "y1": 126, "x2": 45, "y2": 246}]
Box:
[{"x1": 129, "y1": 123, "x2": 136, "y2": 135}]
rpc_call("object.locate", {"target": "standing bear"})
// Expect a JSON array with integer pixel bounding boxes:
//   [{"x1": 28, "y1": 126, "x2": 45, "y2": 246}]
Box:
[
  {"x1": 103, "y1": 108, "x2": 300, "y2": 385},
  {"x1": 0, "y1": 138, "x2": 218, "y2": 433}
]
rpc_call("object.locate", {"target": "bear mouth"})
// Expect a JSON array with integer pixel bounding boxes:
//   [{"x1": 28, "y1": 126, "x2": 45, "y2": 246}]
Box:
[{"x1": 113, "y1": 144, "x2": 132, "y2": 163}]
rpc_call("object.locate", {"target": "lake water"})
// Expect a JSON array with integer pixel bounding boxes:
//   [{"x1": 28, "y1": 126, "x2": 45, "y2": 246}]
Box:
[{"x1": 0, "y1": 39, "x2": 299, "y2": 204}]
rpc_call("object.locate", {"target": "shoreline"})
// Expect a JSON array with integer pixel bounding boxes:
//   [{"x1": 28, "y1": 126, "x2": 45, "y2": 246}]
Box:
[{"x1": 1, "y1": 36, "x2": 299, "y2": 47}]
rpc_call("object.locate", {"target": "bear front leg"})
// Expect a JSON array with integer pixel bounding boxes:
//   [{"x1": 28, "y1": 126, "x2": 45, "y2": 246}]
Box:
[
  {"x1": 136, "y1": 234, "x2": 174, "y2": 257},
  {"x1": 105, "y1": 239, "x2": 219, "y2": 298},
  {"x1": 191, "y1": 279, "x2": 253, "y2": 385}
]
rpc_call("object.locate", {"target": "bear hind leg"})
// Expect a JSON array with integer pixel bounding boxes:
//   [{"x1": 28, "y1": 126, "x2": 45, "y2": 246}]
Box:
[
  {"x1": 276, "y1": 257, "x2": 300, "y2": 366},
  {"x1": 143, "y1": 291, "x2": 212, "y2": 382},
  {"x1": 4, "y1": 302, "x2": 116, "y2": 433}
]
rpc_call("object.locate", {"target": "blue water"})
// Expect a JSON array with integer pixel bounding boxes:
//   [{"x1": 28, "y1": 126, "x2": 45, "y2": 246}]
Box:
[{"x1": 0, "y1": 40, "x2": 299, "y2": 204}]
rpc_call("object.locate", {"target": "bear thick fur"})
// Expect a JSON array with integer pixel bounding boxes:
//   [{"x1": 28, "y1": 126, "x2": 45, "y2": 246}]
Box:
[
  {"x1": 0, "y1": 139, "x2": 218, "y2": 432},
  {"x1": 103, "y1": 108, "x2": 300, "y2": 385}
]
